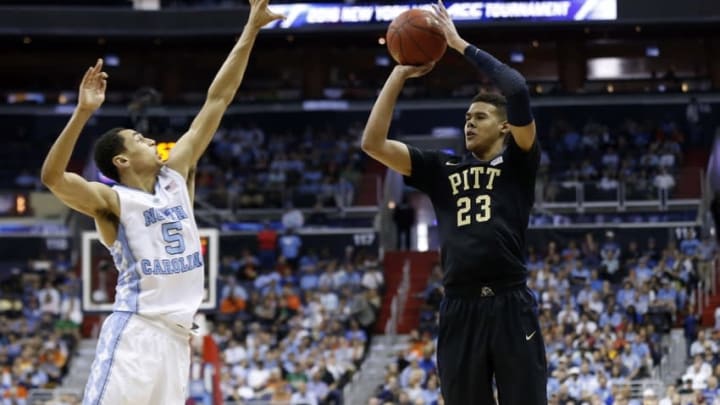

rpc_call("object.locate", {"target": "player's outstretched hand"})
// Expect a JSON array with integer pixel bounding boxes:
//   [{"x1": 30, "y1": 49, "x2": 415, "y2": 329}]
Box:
[
  {"x1": 78, "y1": 58, "x2": 108, "y2": 112},
  {"x1": 247, "y1": 0, "x2": 285, "y2": 30},
  {"x1": 432, "y1": 0, "x2": 464, "y2": 50},
  {"x1": 394, "y1": 62, "x2": 435, "y2": 79}
]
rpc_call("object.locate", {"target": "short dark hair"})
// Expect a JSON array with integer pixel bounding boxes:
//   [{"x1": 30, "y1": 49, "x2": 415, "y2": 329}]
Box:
[
  {"x1": 93, "y1": 127, "x2": 127, "y2": 183},
  {"x1": 471, "y1": 92, "x2": 507, "y2": 119}
]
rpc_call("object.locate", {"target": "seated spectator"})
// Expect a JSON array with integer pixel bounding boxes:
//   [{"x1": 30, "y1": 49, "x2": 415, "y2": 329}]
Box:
[{"x1": 683, "y1": 354, "x2": 713, "y2": 390}]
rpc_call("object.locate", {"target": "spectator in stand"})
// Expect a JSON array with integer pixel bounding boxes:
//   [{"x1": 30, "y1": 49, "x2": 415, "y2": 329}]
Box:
[
  {"x1": 653, "y1": 167, "x2": 676, "y2": 191},
  {"x1": 257, "y1": 221, "x2": 278, "y2": 271},
  {"x1": 279, "y1": 228, "x2": 302, "y2": 270},
  {"x1": 683, "y1": 354, "x2": 713, "y2": 390},
  {"x1": 392, "y1": 195, "x2": 415, "y2": 251}
]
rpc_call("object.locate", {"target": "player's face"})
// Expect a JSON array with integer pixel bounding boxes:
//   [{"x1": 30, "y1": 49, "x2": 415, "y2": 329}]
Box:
[
  {"x1": 464, "y1": 102, "x2": 508, "y2": 154},
  {"x1": 117, "y1": 129, "x2": 163, "y2": 169}
]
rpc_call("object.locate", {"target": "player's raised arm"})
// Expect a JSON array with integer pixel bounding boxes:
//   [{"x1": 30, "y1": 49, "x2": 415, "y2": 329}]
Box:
[
  {"x1": 433, "y1": 0, "x2": 536, "y2": 151},
  {"x1": 165, "y1": 0, "x2": 283, "y2": 178},
  {"x1": 361, "y1": 64, "x2": 434, "y2": 176},
  {"x1": 41, "y1": 59, "x2": 117, "y2": 220}
]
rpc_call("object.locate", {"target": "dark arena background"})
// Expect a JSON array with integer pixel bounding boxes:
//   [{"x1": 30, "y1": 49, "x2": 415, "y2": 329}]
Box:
[{"x1": 2, "y1": 0, "x2": 720, "y2": 403}]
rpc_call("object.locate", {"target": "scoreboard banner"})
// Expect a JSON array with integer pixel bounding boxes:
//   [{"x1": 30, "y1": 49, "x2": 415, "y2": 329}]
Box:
[{"x1": 264, "y1": 0, "x2": 617, "y2": 29}]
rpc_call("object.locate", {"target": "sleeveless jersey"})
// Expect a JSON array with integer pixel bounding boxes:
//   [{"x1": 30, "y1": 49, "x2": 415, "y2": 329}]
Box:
[{"x1": 107, "y1": 166, "x2": 203, "y2": 329}]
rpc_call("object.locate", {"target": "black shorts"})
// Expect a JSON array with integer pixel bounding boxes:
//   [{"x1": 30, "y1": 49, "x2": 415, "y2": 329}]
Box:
[{"x1": 437, "y1": 284, "x2": 547, "y2": 405}]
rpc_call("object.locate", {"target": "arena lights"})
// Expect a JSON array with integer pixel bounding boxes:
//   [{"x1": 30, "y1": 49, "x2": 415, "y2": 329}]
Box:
[{"x1": 264, "y1": 0, "x2": 616, "y2": 29}]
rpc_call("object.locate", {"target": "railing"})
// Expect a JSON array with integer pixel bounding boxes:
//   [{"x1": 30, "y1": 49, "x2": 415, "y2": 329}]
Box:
[
  {"x1": 28, "y1": 388, "x2": 82, "y2": 405},
  {"x1": 612, "y1": 379, "x2": 666, "y2": 399},
  {"x1": 538, "y1": 168, "x2": 703, "y2": 213},
  {"x1": 693, "y1": 254, "x2": 720, "y2": 318},
  {"x1": 384, "y1": 258, "x2": 411, "y2": 340}
]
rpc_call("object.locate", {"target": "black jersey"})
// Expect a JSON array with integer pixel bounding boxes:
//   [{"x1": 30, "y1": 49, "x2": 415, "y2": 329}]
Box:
[{"x1": 404, "y1": 136, "x2": 540, "y2": 288}]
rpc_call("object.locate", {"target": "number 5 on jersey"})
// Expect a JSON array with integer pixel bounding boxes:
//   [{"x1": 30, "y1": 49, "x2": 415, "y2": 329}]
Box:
[
  {"x1": 457, "y1": 195, "x2": 491, "y2": 226},
  {"x1": 162, "y1": 221, "x2": 186, "y2": 254}
]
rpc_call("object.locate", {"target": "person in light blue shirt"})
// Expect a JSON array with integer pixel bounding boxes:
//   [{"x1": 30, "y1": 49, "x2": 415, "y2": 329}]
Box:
[
  {"x1": 279, "y1": 229, "x2": 302, "y2": 269},
  {"x1": 599, "y1": 305, "x2": 624, "y2": 329},
  {"x1": 570, "y1": 262, "x2": 591, "y2": 285},
  {"x1": 345, "y1": 320, "x2": 367, "y2": 343},
  {"x1": 656, "y1": 282, "x2": 678, "y2": 310},
  {"x1": 299, "y1": 266, "x2": 319, "y2": 291},
  {"x1": 422, "y1": 375, "x2": 441, "y2": 405},
  {"x1": 589, "y1": 269, "x2": 604, "y2": 292},
  {"x1": 634, "y1": 286, "x2": 651, "y2": 316},
  {"x1": 344, "y1": 264, "x2": 363, "y2": 288},
  {"x1": 702, "y1": 375, "x2": 720, "y2": 404},
  {"x1": 221, "y1": 275, "x2": 249, "y2": 300},
  {"x1": 634, "y1": 256, "x2": 654, "y2": 284},
  {"x1": 680, "y1": 229, "x2": 701, "y2": 256},
  {"x1": 616, "y1": 281, "x2": 637, "y2": 309},
  {"x1": 594, "y1": 373, "x2": 612, "y2": 403},
  {"x1": 546, "y1": 370, "x2": 561, "y2": 397},
  {"x1": 576, "y1": 284, "x2": 594, "y2": 306},
  {"x1": 526, "y1": 251, "x2": 544, "y2": 272},
  {"x1": 631, "y1": 334, "x2": 651, "y2": 361}
]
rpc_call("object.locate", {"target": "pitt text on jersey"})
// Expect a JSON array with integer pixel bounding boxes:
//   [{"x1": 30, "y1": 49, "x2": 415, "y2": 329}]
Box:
[
  {"x1": 140, "y1": 205, "x2": 203, "y2": 275},
  {"x1": 448, "y1": 166, "x2": 501, "y2": 227}
]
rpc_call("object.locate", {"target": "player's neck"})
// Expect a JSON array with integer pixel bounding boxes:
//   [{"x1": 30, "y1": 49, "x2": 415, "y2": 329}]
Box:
[
  {"x1": 119, "y1": 169, "x2": 158, "y2": 194},
  {"x1": 471, "y1": 139, "x2": 504, "y2": 161}
]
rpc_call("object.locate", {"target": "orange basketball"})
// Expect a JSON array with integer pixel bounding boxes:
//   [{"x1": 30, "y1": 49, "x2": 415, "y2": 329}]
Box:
[{"x1": 386, "y1": 9, "x2": 447, "y2": 66}]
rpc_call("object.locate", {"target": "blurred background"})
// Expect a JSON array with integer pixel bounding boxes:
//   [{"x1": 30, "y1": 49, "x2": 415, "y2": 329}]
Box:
[{"x1": 2, "y1": 0, "x2": 720, "y2": 404}]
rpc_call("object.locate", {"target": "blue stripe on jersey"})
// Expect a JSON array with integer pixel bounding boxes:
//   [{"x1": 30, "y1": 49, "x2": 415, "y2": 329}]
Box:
[
  {"x1": 83, "y1": 312, "x2": 132, "y2": 405},
  {"x1": 110, "y1": 224, "x2": 141, "y2": 313}
]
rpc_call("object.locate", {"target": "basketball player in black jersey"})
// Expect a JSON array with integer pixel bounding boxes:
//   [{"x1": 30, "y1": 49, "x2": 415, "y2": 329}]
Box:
[{"x1": 360, "y1": 1, "x2": 546, "y2": 404}]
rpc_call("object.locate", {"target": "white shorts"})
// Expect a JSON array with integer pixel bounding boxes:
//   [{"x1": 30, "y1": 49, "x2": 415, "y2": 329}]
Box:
[{"x1": 83, "y1": 312, "x2": 191, "y2": 405}]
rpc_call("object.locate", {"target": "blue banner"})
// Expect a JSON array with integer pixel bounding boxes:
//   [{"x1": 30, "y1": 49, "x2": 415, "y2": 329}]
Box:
[{"x1": 264, "y1": 0, "x2": 616, "y2": 29}]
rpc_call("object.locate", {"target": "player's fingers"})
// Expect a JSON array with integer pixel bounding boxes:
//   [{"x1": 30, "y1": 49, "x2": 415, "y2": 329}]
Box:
[
  {"x1": 80, "y1": 67, "x2": 92, "y2": 86},
  {"x1": 432, "y1": 4, "x2": 448, "y2": 22},
  {"x1": 439, "y1": 0, "x2": 450, "y2": 17},
  {"x1": 92, "y1": 58, "x2": 102, "y2": 74},
  {"x1": 431, "y1": 4, "x2": 440, "y2": 17}
]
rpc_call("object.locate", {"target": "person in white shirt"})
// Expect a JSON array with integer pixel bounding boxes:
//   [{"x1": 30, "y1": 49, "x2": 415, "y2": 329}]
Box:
[
  {"x1": 224, "y1": 339, "x2": 248, "y2": 366},
  {"x1": 557, "y1": 302, "x2": 579, "y2": 325},
  {"x1": 576, "y1": 313, "x2": 598, "y2": 335},
  {"x1": 691, "y1": 331, "x2": 718, "y2": 357},
  {"x1": 361, "y1": 267, "x2": 384, "y2": 291},
  {"x1": 37, "y1": 281, "x2": 61, "y2": 316},
  {"x1": 653, "y1": 167, "x2": 675, "y2": 190},
  {"x1": 247, "y1": 361, "x2": 271, "y2": 391},
  {"x1": 683, "y1": 355, "x2": 713, "y2": 390}
]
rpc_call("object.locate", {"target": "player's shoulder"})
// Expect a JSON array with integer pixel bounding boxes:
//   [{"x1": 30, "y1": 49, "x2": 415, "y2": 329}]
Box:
[
  {"x1": 505, "y1": 134, "x2": 540, "y2": 154},
  {"x1": 408, "y1": 145, "x2": 456, "y2": 163}
]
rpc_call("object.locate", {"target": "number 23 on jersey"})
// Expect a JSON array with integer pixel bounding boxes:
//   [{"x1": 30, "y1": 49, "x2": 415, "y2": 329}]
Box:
[{"x1": 457, "y1": 195, "x2": 491, "y2": 226}]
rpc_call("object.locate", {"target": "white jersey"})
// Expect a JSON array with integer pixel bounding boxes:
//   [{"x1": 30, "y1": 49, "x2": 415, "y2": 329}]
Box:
[{"x1": 107, "y1": 166, "x2": 203, "y2": 329}]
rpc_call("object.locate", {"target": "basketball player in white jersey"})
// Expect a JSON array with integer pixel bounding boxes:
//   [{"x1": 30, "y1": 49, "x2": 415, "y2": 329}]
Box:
[{"x1": 40, "y1": 1, "x2": 283, "y2": 403}]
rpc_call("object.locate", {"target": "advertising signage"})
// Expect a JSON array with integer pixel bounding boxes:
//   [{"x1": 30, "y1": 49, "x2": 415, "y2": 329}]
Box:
[{"x1": 264, "y1": 0, "x2": 617, "y2": 29}]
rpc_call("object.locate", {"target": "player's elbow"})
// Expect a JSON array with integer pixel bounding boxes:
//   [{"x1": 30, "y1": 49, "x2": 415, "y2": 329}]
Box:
[
  {"x1": 206, "y1": 89, "x2": 234, "y2": 107},
  {"x1": 40, "y1": 169, "x2": 60, "y2": 188},
  {"x1": 360, "y1": 133, "x2": 379, "y2": 154}
]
